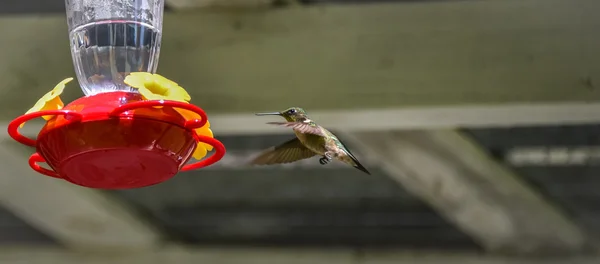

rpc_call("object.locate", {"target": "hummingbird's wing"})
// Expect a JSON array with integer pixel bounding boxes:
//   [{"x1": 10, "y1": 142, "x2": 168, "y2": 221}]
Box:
[
  {"x1": 265, "y1": 122, "x2": 325, "y2": 136},
  {"x1": 249, "y1": 137, "x2": 317, "y2": 165}
]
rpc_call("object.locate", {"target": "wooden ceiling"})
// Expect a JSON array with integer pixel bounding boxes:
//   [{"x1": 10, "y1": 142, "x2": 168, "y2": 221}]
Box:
[{"x1": 0, "y1": 0, "x2": 598, "y2": 260}]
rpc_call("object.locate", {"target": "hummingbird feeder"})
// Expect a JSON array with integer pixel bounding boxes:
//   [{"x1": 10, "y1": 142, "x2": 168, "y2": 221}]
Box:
[{"x1": 6, "y1": 0, "x2": 225, "y2": 189}]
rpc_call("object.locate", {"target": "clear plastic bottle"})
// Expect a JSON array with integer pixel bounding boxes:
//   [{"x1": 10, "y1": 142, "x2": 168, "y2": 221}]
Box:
[{"x1": 65, "y1": 0, "x2": 164, "y2": 96}]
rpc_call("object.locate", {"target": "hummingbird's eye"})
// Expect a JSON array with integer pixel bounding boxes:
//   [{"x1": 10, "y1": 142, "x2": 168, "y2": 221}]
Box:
[{"x1": 288, "y1": 109, "x2": 296, "y2": 114}]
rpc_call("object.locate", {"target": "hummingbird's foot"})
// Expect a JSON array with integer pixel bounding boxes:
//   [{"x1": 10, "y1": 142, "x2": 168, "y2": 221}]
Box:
[
  {"x1": 319, "y1": 157, "x2": 329, "y2": 165},
  {"x1": 319, "y1": 152, "x2": 333, "y2": 165}
]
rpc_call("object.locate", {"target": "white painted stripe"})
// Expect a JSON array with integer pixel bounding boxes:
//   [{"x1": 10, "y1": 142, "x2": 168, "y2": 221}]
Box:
[{"x1": 506, "y1": 146, "x2": 600, "y2": 166}]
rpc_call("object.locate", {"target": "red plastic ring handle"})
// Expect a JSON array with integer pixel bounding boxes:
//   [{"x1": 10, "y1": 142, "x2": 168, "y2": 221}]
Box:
[
  {"x1": 8, "y1": 110, "x2": 84, "y2": 147},
  {"x1": 109, "y1": 100, "x2": 208, "y2": 129},
  {"x1": 28, "y1": 153, "x2": 61, "y2": 178},
  {"x1": 181, "y1": 135, "x2": 226, "y2": 171}
]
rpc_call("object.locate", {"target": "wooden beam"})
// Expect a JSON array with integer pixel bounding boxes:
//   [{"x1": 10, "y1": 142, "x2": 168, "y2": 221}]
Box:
[
  {"x1": 0, "y1": 247, "x2": 599, "y2": 264},
  {"x1": 0, "y1": 0, "x2": 598, "y2": 120},
  {"x1": 5, "y1": 102, "x2": 600, "y2": 137},
  {"x1": 158, "y1": 102, "x2": 600, "y2": 134},
  {"x1": 0, "y1": 139, "x2": 162, "y2": 250},
  {"x1": 345, "y1": 130, "x2": 591, "y2": 255}
]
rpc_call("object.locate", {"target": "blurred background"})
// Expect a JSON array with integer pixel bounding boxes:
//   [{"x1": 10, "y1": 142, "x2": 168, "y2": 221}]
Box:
[{"x1": 1, "y1": 0, "x2": 600, "y2": 263}]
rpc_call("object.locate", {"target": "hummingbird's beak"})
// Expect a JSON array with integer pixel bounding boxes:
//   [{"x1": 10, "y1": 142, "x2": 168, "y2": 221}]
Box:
[{"x1": 255, "y1": 112, "x2": 282, "y2": 116}]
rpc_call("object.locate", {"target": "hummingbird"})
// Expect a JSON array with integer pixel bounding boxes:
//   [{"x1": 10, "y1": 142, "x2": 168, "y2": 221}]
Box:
[{"x1": 249, "y1": 107, "x2": 370, "y2": 175}]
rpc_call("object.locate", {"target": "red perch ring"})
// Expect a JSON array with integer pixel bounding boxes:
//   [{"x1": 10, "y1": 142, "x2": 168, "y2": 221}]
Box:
[{"x1": 7, "y1": 91, "x2": 226, "y2": 189}]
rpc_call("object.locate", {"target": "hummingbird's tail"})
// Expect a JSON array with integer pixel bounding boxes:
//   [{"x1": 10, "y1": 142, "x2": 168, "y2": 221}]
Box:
[
  {"x1": 351, "y1": 160, "x2": 371, "y2": 175},
  {"x1": 341, "y1": 153, "x2": 371, "y2": 175}
]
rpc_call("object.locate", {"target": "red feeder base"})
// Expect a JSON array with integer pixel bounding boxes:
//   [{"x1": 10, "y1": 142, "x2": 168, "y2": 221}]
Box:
[{"x1": 8, "y1": 91, "x2": 226, "y2": 189}]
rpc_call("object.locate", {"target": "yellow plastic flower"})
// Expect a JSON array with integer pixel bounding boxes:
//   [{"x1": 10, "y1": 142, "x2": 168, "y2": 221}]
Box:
[
  {"x1": 124, "y1": 72, "x2": 213, "y2": 160},
  {"x1": 178, "y1": 110, "x2": 214, "y2": 160},
  {"x1": 21, "y1": 77, "x2": 73, "y2": 128},
  {"x1": 124, "y1": 72, "x2": 191, "y2": 102}
]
